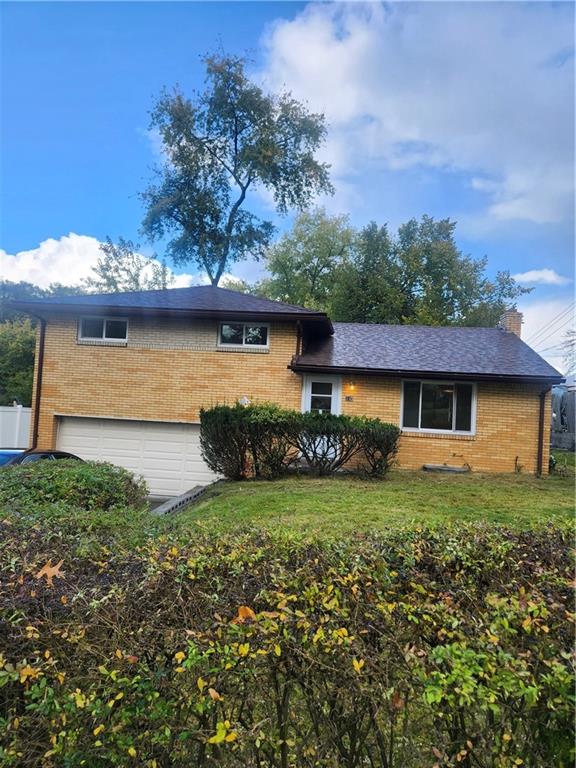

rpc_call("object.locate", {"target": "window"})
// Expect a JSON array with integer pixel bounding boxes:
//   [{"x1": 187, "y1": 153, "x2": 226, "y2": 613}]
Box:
[
  {"x1": 402, "y1": 381, "x2": 475, "y2": 434},
  {"x1": 79, "y1": 317, "x2": 128, "y2": 342},
  {"x1": 219, "y1": 322, "x2": 269, "y2": 348}
]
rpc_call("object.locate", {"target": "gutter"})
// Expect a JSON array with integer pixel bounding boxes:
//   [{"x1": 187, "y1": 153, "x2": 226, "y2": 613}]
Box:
[
  {"x1": 30, "y1": 315, "x2": 47, "y2": 450},
  {"x1": 289, "y1": 363, "x2": 564, "y2": 386},
  {"x1": 536, "y1": 386, "x2": 551, "y2": 477}
]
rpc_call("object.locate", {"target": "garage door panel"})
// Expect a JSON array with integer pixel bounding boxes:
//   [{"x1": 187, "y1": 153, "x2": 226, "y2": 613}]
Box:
[{"x1": 57, "y1": 417, "x2": 217, "y2": 496}]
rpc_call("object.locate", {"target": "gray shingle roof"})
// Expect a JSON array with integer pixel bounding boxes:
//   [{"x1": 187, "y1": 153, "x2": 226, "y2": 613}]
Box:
[
  {"x1": 293, "y1": 323, "x2": 562, "y2": 381},
  {"x1": 19, "y1": 285, "x2": 323, "y2": 316}
]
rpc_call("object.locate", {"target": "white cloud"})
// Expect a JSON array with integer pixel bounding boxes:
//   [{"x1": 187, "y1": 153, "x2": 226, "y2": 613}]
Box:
[
  {"x1": 519, "y1": 297, "x2": 575, "y2": 373},
  {"x1": 1, "y1": 234, "x2": 103, "y2": 288},
  {"x1": 0, "y1": 233, "x2": 197, "y2": 290},
  {"x1": 513, "y1": 268, "x2": 571, "y2": 286},
  {"x1": 260, "y1": 2, "x2": 574, "y2": 226}
]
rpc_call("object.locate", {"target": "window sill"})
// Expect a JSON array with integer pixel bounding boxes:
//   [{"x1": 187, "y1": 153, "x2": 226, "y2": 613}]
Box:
[
  {"x1": 216, "y1": 347, "x2": 270, "y2": 354},
  {"x1": 401, "y1": 430, "x2": 476, "y2": 441},
  {"x1": 78, "y1": 340, "x2": 128, "y2": 347}
]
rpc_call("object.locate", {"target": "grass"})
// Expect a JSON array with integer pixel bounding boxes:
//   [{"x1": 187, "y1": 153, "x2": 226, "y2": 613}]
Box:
[{"x1": 173, "y1": 459, "x2": 575, "y2": 539}]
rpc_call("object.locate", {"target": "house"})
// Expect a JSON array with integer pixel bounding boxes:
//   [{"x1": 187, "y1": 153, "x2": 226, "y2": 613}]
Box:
[{"x1": 15, "y1": 287, "x2": 562, "y2": 496}]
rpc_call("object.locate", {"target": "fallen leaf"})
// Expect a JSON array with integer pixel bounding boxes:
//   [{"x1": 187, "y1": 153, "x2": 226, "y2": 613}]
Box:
[
  {"x1": 35, "y1": 560, "x2": 65, "y2": 587},
  {"x1": 208, "y1": 687, "x2": 223, "y2": 701},
  {"x1": 232, "y1": 605, "x2": 256, "y2": 624}
]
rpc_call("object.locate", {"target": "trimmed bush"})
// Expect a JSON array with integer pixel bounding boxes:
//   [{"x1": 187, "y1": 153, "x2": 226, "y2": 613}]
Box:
[
  {"x1": 199, "y1": 404, "x2": 252, "y2": 479},
  {"x1": 0, "y1": 514, "x2": 572, "y2": 767},
  {"x1": 359, "y1": 419, "x2": 401, "y2": 476},
  {"x1": 0, "y1": 459, "x2": 147, "y2": 511},
  {"x1": 242, "y1": 403, "x2": 300, "y2": 479},
  {"x1": 296, "y1": 410, "x2": 367, "y2": 474},
  {"x1": 200, "y1": 403, "x2": 400, "y2": 480}
]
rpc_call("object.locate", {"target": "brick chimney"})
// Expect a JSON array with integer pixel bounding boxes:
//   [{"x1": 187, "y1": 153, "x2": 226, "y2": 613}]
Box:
[{"x1": 499, "y1": 308, "x2": 523, "y2": 337}]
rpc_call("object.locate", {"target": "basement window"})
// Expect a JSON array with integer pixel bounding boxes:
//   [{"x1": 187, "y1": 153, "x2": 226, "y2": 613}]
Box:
[
  {"x1": 218, "y1": 322, "x2": 269, "y2": 348},
  {"x1": 402, "y1": 381, "x2": 476, "y2": 434},
  {"x1": 79, "y1": 317, "x2": 128, "y2": 343}
]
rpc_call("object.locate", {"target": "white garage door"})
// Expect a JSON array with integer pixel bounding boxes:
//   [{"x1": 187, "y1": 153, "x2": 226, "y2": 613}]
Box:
[{"x1": 57, "y1": 417, "x2": 217, "y2": 497}]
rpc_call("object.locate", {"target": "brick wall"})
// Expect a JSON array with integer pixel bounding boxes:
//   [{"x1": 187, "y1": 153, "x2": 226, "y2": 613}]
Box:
[
  {"x1": 32, "y1": 315, "x2": 550, "y2": 474},
  {"x1": 340, "y1": 375, "x2": 550, "y2": 474},
  {"x1": 33, "y1": 314, "x2": 302, "y2": 447}
]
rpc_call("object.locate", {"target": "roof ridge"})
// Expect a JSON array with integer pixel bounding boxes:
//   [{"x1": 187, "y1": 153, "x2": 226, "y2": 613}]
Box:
[{"x1": 332, "y1": 322, "x2": 504, "y2": 330}]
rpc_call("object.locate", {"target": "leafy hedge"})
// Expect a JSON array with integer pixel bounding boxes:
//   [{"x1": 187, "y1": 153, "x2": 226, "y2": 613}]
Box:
[
  {"x1": 200, "y1": 403, "x2": 400, "y2": 479},
  {"x1": 0, "y1": 509, "x2": 572, "y2": 767},
  {"x1": 0, "y1": 460, "x2": 148, "y2": 511}
]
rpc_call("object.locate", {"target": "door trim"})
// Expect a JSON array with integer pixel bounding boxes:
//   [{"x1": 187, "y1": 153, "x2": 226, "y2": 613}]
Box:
[{"x1": 301, "y1": 374, "x2": 342, "y2": 415}]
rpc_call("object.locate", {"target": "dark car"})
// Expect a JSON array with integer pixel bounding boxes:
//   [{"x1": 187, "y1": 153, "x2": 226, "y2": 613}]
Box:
[{"x1": 0, "y1": 449, "x2": 83, "y2": 466}]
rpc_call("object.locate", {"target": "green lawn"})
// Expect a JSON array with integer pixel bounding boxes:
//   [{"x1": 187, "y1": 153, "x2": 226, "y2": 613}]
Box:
[{"x1": 173, "y1": 460, "x2": 574, "y2": 538}]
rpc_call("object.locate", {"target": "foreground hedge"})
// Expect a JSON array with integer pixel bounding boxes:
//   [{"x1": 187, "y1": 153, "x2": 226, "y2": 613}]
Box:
[
  {"x1": 0, "y1": 460, "x2": 148, "y2": 511},
  {"x1": 200, "y1": 403, "x2": 400, "y2": 479},
  {"x1": 0, "y1": 512, "x2": 572, "y2": 767}
]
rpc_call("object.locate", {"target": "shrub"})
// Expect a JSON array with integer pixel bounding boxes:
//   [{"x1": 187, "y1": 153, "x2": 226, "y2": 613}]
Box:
[
  {"x1": 0, "y1": 516, "x2": 572, "y2": 767},
  {"x1": 200, "y1": 404, "x2": 251, "y2": 479},
  {"x1": 200, "y1": 403, "x2": 400, "y2": 480},
  {"x1": 296, "y1": 411, "x2": 367, "y2": 475},
  {"x1": 359, "y1": 419, "x2": 401, "y2": 476},
  {"x1": 0, "y1": 459, "x2": 147, "y2": 511},
  {"x1": 243, "y1": 402, "x2": 300, "y2": 479}
]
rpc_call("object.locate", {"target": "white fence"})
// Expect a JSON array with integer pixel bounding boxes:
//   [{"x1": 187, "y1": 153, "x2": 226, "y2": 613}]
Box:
[{"x1": 0, "y1": 405, "x2": 31, "y2": 448}]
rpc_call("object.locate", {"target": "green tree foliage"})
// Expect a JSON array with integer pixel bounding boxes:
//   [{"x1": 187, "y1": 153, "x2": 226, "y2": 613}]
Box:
[
  {"x1": 0, "y1": 282, "x2": 88, "y2": 406},
  {"x1": 262, "y1": 214, "x2": 529, "y2": 326},
  {"x1": 258, "y1": 209, "x2": 353, "y2": 311},
  {"x1": 141, "y1": 54, "x2": 333, "y2": 286},
  {"x1": 0, "y1": 319, "x2": 36, "y2": 405},
  {"x1": 330, "y1": 221, "x2": 404, "y2": 323},
  {"x1": 0, "y1": 280, "x2": 86, "y2": 323},
  {"x1": 83, "y1": 237, "x2": 173, "y2": 293}
]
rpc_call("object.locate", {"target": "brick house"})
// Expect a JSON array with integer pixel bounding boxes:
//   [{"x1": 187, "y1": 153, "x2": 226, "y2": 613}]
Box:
[{"x1": 16, "y1": 287, "x2": 562, "y2": 495}]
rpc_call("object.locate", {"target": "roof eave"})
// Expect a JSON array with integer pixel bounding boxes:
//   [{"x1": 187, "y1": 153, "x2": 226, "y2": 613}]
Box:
[
  {"x1": 289, "y1": 362, "x2": 564, "y2": 385},
  {"x1": 11, "y1": 301, "x2": 333, "y2": 332}
]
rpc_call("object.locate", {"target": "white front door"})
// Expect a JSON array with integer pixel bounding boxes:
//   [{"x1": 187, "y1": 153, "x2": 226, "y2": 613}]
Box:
[{"x1": 301, "y1": 375, "x2": 342, "y2": 415}]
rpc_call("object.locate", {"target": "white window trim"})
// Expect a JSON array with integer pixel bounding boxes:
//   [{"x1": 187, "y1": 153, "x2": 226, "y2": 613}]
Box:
[
  {"x1": 78, "y1": 316, "x2": 129, "y2": 344},
  {"x1": 301, "y1": 374, "x2": 342, "y2": 415},
  {"x1": 217, "y1": 321, "x2": 270, "y2": 349},
  {"x1": 400, "y1": 379, "x2": 477, "y2": 436}
]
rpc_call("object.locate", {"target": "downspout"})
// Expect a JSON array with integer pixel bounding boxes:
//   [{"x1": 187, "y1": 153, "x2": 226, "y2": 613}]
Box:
[
  {"x1": 295, "y1": 321, "x2": 302, "y2": 357},
  {"x1": 536, "y1": 386, "x2": 551, "y2": 477},
  {"x1": 30, "y1": 316, "x2": 46, "y2": 450}
]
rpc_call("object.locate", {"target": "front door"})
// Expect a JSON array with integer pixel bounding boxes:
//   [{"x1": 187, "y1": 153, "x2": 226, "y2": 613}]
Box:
[{"x1": 302, "y1": 375, "x2": 342, "y2": 415}]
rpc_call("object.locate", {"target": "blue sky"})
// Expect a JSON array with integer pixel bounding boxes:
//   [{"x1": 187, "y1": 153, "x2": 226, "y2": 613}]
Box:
[{"x1": 1, "y1": 1, "x2": 574, "y2": 367}]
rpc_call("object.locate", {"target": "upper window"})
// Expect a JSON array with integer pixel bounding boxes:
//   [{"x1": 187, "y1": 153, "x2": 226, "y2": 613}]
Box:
[
  {"x1": 79, "y1": 317, "x2": 128, "y2": 342},
  {"x1": 402, "y1": 381, "x2": 475, "y2": 434},
  {"x1": 219, "y1": 322, "x2": 269, "y2": 348}
]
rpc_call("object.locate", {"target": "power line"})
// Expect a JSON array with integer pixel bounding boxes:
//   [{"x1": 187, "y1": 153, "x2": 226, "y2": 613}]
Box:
[
  {"x1": 531, "y1": 315, "x2": 575, "y2": 351},
  {"x1": 525, "y1": 302, "x2": 575, "y2": 346},
  {"x1": 526, "y1": 302, "x2": 574, "y2": 345}
]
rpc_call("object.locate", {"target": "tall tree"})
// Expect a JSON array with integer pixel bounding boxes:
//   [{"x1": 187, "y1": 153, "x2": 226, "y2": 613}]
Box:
[
  {"x1": 392, "y1": 216, "x2": 528, "y2": 326},
  {"x1": 83, "y1": 237, "x2": 173, "y2": 293},
  {"x1": 331, "y1": 222, "x2": 404, "y2": 323},
  {"x1": 141, "y1": 54, "x2": 333, "y2": 286},
  {"x1": 260, "y1": 214, "x2": 528, "y2": 326},
  {"x1": 258, "y1": 209, "x2": 353, "y2": 311}
]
